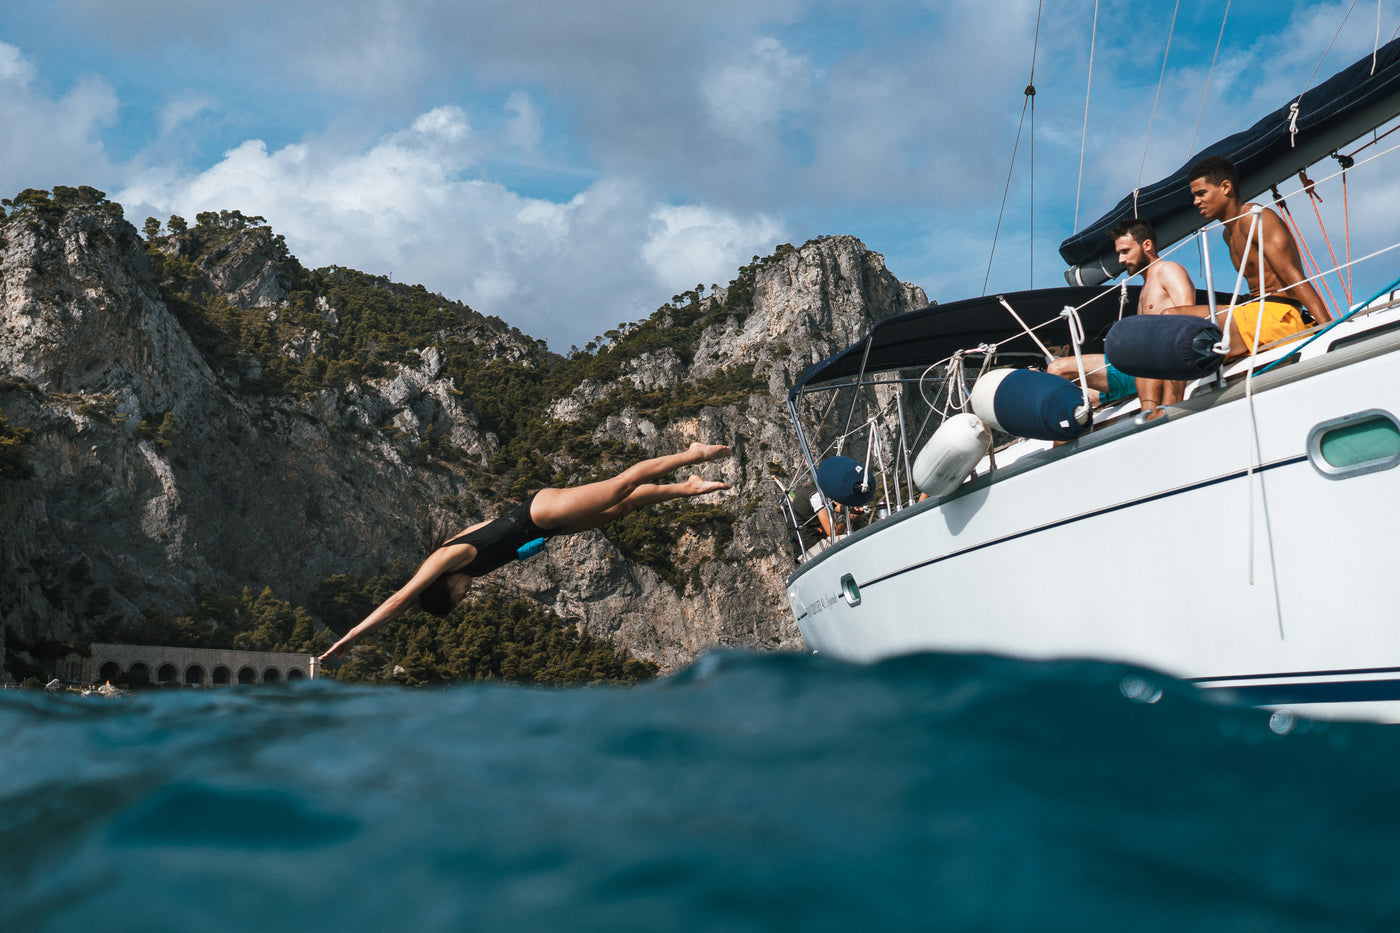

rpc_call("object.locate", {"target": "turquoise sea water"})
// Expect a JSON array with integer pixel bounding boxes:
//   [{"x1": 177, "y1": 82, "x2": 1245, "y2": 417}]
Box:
[{"x1": 4, "y1": 650, "x2": 1399, "y2": 932}]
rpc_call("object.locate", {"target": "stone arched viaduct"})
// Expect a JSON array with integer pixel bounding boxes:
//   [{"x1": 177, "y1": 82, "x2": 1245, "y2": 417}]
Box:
[{"x1": 88, "y1": 643, "x2": 320, "y2": 687}]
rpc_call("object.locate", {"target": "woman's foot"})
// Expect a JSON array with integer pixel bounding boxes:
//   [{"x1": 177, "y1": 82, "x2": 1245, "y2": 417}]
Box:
[
  {"x1": 680, "y1": 476, "x2": 730, "y2": 496},
  {"x1": 688, "y1": 442, "x2": 731, "y2": 463}
]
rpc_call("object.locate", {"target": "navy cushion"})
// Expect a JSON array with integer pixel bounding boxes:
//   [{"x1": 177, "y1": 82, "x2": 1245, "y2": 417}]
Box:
[
  {"x1": 992, "y1": 369, "x2": 1090, "y2": 441},
  {"x1": 1105, "y1": 315, "x2": 1224, "y2": 380},
  {"x1": 816, "y1": 456, "x2": 875, "y2": 508}
]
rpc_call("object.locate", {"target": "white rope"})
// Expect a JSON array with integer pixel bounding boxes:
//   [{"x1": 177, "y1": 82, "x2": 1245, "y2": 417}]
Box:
[
  {"x1": 866, "y1": 419, "x2": 893, "y2": 515},
  {"x1": 1288, "y1": 0, "x2": 1360, "y2": 147},
  {"x1": 1213, "y1": 207, "x2": 1264, "y2": 358},
  {"x1": 1060, "y1": 305, "x2": 1093, "y2": 411},
  {"x1": 1137, "y1": 0, "x2": 1181, "y2": 192},
  {"x1": 1243, "y1": 213, "x2": 1269, "y2": 588},
  {"x1": 1199, "y1": 227, "x2": 1220, "y2": 324},
  {"x1": 862, "y1": 419, "x2": 877, "y2": 488},
  {"x1": 998, "y1": 296, "x2": 1058, "y2": 363},
  {"x1": 1189, "y1": 0, "x2": 1231, "y2": 159},
  {"x1": 920, "y1": 354, "x2": 960, "y2": 417},
  {"x1": 1376, "y1": 0, "x2": 1384, "y2": 74},
  {"x1": 1074, "y1": 0, "x2": 1099, "y2": 232}
]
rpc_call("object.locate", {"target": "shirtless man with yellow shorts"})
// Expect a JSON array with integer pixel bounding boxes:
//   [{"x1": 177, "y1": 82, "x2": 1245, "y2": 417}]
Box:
[{"x1": 1166, "y1": 155, "x2": 1332, "y2": 354}]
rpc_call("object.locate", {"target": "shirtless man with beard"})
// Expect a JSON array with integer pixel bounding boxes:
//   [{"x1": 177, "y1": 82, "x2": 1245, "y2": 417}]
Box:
[{"x1": 1048, "y1": 219, "x2": 1196, "y2": 414}]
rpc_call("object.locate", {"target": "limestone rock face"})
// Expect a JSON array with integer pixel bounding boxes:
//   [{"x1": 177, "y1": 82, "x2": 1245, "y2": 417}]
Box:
[
  {"x1": 0, "y1": 207, "x2": 211, "y2": 416},
  {"x1": 0, "y1": 207, "x2": 926, "y2": 676},
  {"x1": 488, "y1": 235, "x2": 928, "y2": 669},
  {"x1": 0, "y1": 206, "x2": 504, "y2": 660},
  {"x1": 159, "y1": 222, "x2": 291, "y2": 309},
  {"x1": 695, "y1": 235, "x2": 926, "y2": 381}
]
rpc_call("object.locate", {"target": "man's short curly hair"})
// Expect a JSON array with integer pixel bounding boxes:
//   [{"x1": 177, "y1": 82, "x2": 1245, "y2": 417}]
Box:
[{"x1": 1188, "y1": 155, "x2": 1238, "y2": 188}]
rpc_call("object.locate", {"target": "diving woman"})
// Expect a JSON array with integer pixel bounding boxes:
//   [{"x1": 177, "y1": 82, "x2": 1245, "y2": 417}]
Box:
[{"x1": 318, "y1": 443, "x2": 732, "y2": 660}]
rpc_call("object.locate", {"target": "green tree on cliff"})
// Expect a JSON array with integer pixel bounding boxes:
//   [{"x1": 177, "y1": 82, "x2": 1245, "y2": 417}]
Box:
[{"x1": 0, "y1": 410, "x2": 35, "y2": 481}]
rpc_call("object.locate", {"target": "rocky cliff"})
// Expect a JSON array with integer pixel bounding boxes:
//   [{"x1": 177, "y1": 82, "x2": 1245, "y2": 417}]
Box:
[{"x1": 0, "y1": 193, "x2": 926, "y2": 678}]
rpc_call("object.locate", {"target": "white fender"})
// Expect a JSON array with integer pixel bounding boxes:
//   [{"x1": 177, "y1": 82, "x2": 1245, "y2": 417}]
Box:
[
  {"x1": 968, "y1": 368, "x2": 1014, "y2": 433},
  {"x1": 913, "y1": 413, "x2": 992, "y2": 498}
]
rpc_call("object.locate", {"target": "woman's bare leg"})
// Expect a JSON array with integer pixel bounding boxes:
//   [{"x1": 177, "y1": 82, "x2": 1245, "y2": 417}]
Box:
[
  {"x1": 549, "y1": 476, "x2": 731, "y2": 533},
  {"x1": 529, "y1": 443, "x2": 730, "y2": 531}
]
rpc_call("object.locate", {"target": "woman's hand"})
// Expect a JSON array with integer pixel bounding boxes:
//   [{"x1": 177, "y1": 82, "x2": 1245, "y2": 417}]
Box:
[
  {"x1": 319, "y1": 634, "x2": 357, "y2": 662},
  {"x1": 316, "y1": 541, "x2": 477, "y2": 663}
]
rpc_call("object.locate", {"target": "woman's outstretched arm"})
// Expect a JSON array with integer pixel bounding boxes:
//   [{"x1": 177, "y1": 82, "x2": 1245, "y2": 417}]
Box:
[{"x1": 319, "y1": 543, "x2": 474, "y2": 661}]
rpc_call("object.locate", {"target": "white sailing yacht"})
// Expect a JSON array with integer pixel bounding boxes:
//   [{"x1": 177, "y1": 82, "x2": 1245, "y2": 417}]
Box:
[{"x1": 781, "y1": 34, "x2": 1400, "y2": 722}]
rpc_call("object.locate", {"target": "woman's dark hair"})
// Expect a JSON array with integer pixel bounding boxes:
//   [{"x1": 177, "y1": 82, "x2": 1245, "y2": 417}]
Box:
[{"x1": 418, "y1": 575, "x2": 455, "y2": 617}]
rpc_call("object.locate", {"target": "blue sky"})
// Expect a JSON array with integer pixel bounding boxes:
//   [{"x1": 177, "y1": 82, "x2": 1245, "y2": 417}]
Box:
[{"x1": 3, "y1": 1, "x2": 1398, "y2": 349}]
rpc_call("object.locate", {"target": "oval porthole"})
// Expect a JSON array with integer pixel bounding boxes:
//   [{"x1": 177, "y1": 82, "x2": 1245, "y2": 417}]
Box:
[
  {"x1": 1307, "y1": 409, "x2": 1400, "y2": 479},
  {"x1": 840, "y1": 573, "x2": 861, "y2": 606}
]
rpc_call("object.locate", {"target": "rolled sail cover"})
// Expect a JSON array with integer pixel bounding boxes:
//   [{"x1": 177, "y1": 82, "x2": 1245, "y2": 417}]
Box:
[
  {"x1": 970, "y1": 369, "x2": 1089, "y2": 442},
  {"x1": 1105, "y1": 315, "x2": 1224, "y2": 380}
]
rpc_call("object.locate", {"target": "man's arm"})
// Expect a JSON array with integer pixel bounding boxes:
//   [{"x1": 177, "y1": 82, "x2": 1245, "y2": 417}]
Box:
[{"x1": 1261, "y1": 210, "x2": 1332, "y2": 324}]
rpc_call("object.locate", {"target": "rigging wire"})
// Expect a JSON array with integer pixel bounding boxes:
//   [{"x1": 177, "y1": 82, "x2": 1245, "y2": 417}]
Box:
[
  {"x1": 1302, "y1": 0, "x2": 1360, "y2": 96},
  {"x1": 1188, "y1": 0, "x2": 1231, "y2": 160},
  {"x1": 1073, "y1": 0, "x2": 1100, "y2": 232},
  {"x1": 1272, "y1": 183, "x2": 1344, "y2": 316},
  {"x1": 984, "y1": 94, "x2": 1032, "y2": 295},
  {"x1": 983, "y1": 0, "x2": 1045, "y2": 296},
  {"x1": 1136, "y1": 0, "x2": 1182, "y2": 194},
  {"x1": 1376, "y1": 0, "x2": 1384, "y2": 73}
]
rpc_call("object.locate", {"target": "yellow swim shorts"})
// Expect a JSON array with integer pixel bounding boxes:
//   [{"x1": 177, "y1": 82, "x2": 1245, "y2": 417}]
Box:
[{"x1": 1234, "y1": 298, "x2": 1307, "y2": 349}]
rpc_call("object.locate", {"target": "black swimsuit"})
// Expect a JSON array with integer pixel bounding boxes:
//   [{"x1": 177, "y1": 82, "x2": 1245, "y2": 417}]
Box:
[{"x1": 441, "y1": 493, "x2": 563, "y2": 577}]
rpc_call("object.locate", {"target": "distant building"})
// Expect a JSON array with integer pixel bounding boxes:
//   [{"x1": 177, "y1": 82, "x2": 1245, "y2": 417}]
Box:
[{"x1": 87, "y1": 643, "x2": 319, "y2": 687}]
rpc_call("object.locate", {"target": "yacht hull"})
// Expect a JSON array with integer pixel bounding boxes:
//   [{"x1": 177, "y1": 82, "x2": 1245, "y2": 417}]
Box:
[{"x1": 788, "y1": 334, "x2": 1400, "y2": 721}]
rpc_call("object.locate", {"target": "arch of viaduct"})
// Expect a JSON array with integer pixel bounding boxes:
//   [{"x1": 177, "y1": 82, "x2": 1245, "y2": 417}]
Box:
[{"x1": 88, "y1": 643, "x2": 320, "y2": 687}]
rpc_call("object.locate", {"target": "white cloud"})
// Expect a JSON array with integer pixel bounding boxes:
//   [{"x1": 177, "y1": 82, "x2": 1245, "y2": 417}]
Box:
[
  {"x1": 115, "y1": 107, "x2": 786, "y2": 349},
  {"x1": 0, "y1": 43, "x2": 117, "y2": 197},
  {"x1": 0, "y1": 40, "x2": 36, "y2": 83},
  {"x1": 158, "y1": 96, "x2": 213, "y2": 139},
  {"x1": 702, "y1": 37, "x2": 811, "y2": 138},
  {"x1": 504, "y1": 91, "x2": 542, "y2": 151},
  {"x1": 642, "y1": 204, "x2": 785, "y2": 290},
  {"x1": 13, "y1": 0, "x2": 1400, "y2": 331}
]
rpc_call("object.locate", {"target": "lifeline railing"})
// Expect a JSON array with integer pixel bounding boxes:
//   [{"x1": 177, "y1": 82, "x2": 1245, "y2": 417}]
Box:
[{"x1": 780, "y1": 148, "x2": 1400, "y2": 564}]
